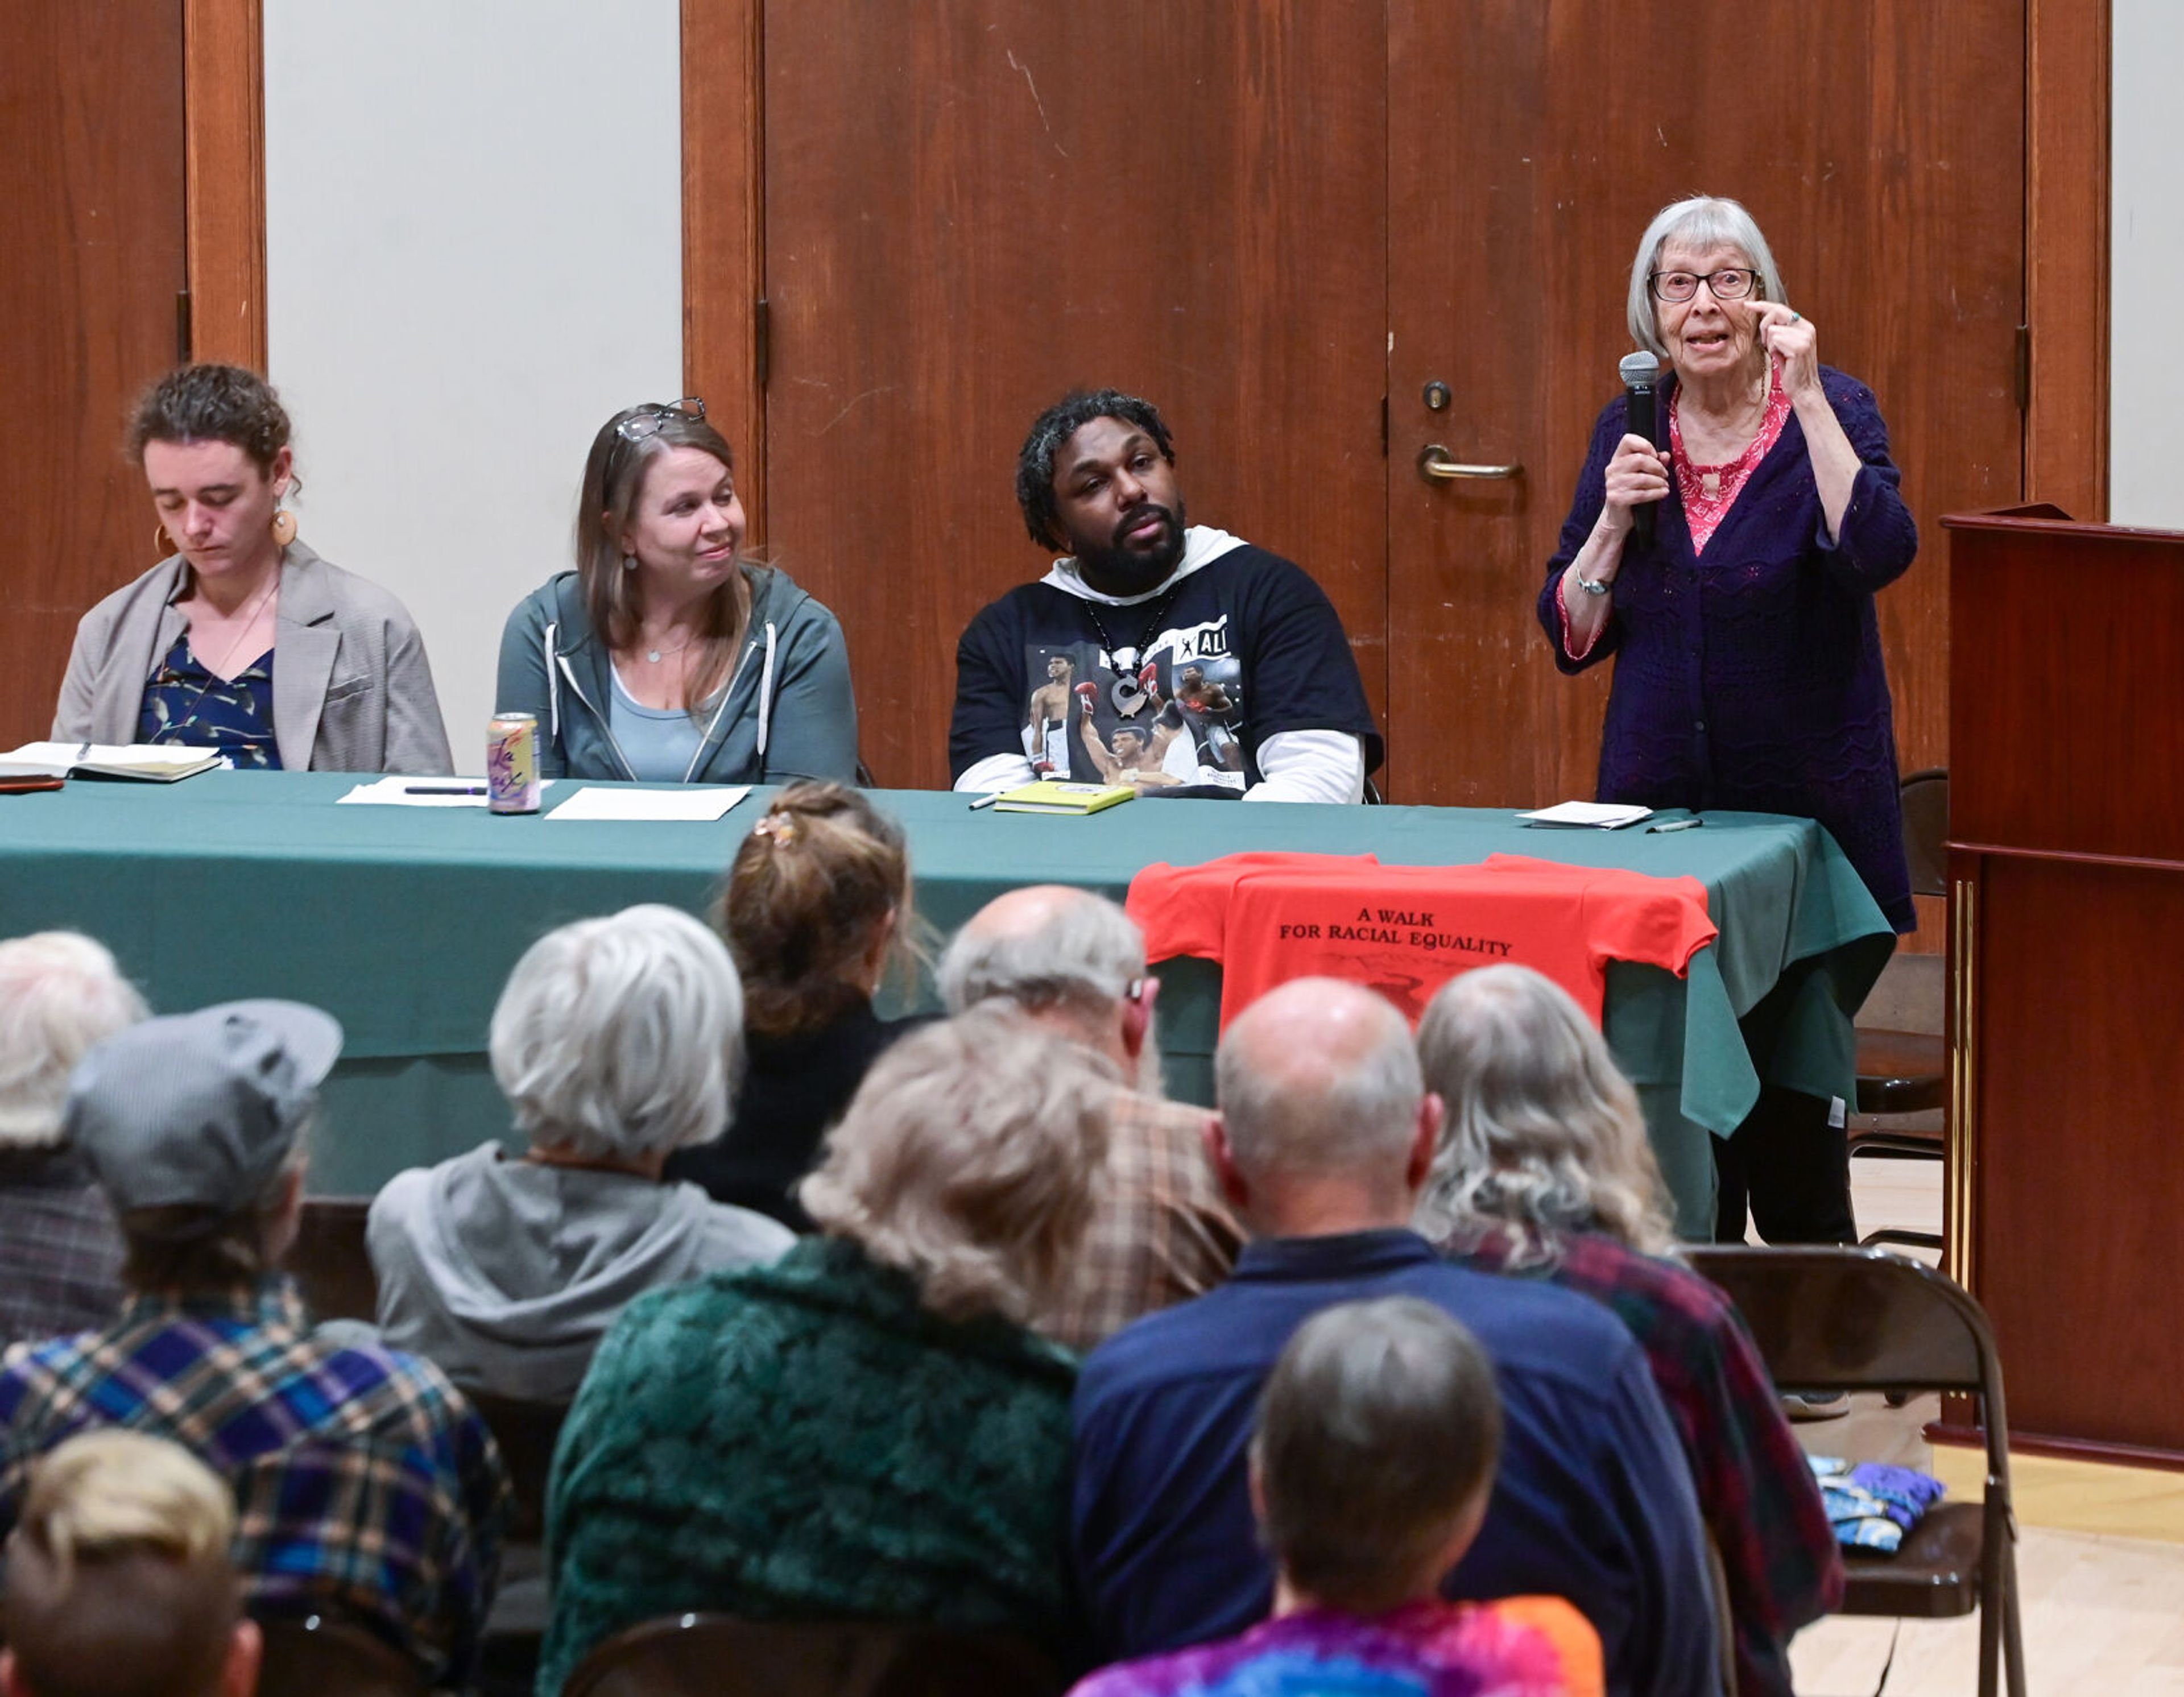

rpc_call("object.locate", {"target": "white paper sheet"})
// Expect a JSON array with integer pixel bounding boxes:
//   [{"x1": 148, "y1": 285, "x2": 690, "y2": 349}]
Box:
[
  {"x1": 1516, "y1": 800, "x2": 1656, "y2": 830},
  {"x1": 544, "y1": 785, "x2": 750, "y2": 822},
  {"x1": 335, "y1": 776, "x2": 558, "y2": 808}
]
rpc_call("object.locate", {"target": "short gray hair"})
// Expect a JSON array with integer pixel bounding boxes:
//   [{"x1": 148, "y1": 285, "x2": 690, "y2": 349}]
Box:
[
  {"x1": 936, "y1": 888, "x2": 1145, "y2": 1017},
  {"x1": 1254, "y1": 1297, "x2": 1502, "y2": 1612},
  {"x1": 800, "y1": 1005, "x2": 1113, "y2": 1324},
  {"x1": 1413, "y1": 965, "x2": 1676, "y2": 1262},
  {"x1": 490, "y1": 904, "x2": 743, "y2": 1161},
  {"x1": 1625, "y1": 194, "x2": 1788, "y2": 361},
  {"x1": 0, "y1": 933, "x2": 148, "y2": 1149},
  {"x1": 1216, "y1": 978, "x2": 1422, "y2": 1182}
]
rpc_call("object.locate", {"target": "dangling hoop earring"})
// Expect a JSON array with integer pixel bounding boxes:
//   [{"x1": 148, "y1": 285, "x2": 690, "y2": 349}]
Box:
[{"x1": 270, "y1": 508, "x2": 298, "y2": 548}]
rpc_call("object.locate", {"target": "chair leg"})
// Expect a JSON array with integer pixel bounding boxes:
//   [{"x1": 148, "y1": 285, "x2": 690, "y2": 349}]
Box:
[{"x1": 2001, "y1": 1530, "x2": 2027, "y2": 1697}]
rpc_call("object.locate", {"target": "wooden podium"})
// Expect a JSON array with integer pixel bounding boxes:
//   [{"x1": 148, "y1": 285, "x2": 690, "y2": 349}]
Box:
[{"x1": 1945, "y1": 505, "x2": 2184, "y2": 1466}]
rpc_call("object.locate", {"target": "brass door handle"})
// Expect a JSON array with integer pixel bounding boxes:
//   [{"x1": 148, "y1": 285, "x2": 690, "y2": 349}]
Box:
[{"x1": 1417, "y1": 443, "x2": 1522, "y2": 481}]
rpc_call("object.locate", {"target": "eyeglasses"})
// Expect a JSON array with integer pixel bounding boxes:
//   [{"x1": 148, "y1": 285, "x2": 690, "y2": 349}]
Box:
[
  {"x1": 616, "y1": 396, "x2": 708, "y2": 442},
  {"x1": 1648, "y1": 267, "x2": 1756, "y2": 304}
]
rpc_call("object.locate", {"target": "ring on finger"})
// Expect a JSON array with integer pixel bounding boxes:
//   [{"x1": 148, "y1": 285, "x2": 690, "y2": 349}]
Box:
[{"x1": 1789, "y1": 311, "x2": 1802, "y2": 323}]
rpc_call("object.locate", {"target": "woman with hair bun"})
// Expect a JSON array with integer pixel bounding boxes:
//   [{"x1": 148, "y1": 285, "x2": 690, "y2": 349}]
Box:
[
  {"x1": 53, "y1": 363, "x2": 452, "y2": 773},
  {"x1": 666, "y1": 781, "x2": 931, "y2": 1229},
  {"x1": 495, "y1": 399, "x2": 857, "y2": 783}
]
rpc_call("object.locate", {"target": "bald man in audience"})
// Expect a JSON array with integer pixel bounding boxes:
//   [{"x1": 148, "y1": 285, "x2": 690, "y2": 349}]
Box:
[
  {"x1": 937, "y1": 885, "x2": 1240, "y2": 1350},
  {"x1": 1069, "y1": 977, "x2": 1719, "y2": 1697},
  {"x1": 1, "y1": 1431, "x2": 259, "y2": 1697}
]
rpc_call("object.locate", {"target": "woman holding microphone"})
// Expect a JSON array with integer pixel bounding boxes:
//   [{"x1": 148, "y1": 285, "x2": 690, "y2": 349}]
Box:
[{"x1": 1538, "y1": 195, "x2": 1918, "y2": 1256}]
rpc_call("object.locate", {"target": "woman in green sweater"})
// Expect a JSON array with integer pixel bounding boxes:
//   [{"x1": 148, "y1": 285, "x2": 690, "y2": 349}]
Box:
[{"x1": 537, "y1": 1006, "x2": 1115, "y2": 1694}]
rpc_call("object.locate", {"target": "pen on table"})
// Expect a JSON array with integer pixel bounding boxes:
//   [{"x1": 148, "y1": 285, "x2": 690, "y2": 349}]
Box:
[
  {"x1": 967, "y1": 791, "x2": 1002, "y2": 811},
  {"x1": 1648, "y1": 816, "x2": 1703, "y2": 833},
  {"x1": 406, "y1": 784, "x2": 489, "y2": 796}
]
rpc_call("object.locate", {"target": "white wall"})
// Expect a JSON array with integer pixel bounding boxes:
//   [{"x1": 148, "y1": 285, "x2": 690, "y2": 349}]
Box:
[
  {"x1": 2112, "y1": 0, "x2": 2184, "y2": 527},
  {"x1": 264, "y1": 1, "x2": 682, "y2": 761}
]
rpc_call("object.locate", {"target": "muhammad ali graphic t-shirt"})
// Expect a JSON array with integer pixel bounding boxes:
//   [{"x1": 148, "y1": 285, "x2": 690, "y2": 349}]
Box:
[{"x1": 949, "y1": 529, "x2": 1382, "y2": 792}]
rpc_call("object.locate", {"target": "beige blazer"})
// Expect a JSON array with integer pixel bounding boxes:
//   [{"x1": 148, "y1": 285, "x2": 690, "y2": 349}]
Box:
[{"x1": 51, "y1": 543, "x2": 454, "y2": 776}]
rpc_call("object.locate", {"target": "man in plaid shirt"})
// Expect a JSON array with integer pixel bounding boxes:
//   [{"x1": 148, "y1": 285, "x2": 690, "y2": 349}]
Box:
[
  {"x1": 0, "y1": 999, "x2": 509, "y2": 1689},
  {"x1": 0, "y1": 933, "x2": 143, "y2": 1352},
  {"x1": 938, "y1": 886, "x2": 1241, "y2": 1352}
]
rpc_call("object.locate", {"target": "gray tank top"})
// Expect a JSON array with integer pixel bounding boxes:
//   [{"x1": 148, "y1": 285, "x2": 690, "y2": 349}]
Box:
[{"x1": 609, "y1": 665, "x2": 709, "y2": 781}]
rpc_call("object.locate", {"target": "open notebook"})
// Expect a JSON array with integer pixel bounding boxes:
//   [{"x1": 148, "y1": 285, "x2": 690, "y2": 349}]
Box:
[{"x1": 0, "y1": 742, "x2": 224, "y2": 783}]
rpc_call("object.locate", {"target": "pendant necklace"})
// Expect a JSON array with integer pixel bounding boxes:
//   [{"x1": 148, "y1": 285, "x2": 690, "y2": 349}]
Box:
[
  {"x1": 644, "y1": 635, "x2": 693, "y2": 665},
  {"x1": 1080, "y1": 584, "x2": 1182, "y2": 718}
]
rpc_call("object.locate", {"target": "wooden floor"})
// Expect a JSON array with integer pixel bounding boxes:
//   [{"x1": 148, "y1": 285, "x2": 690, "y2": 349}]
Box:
[{"x1": 1778, "y1": 1154, "x2": 2184, "y2": 1694}]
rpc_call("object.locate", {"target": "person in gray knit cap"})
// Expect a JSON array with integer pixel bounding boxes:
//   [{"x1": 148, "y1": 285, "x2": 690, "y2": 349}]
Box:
[{"x1": 0, "y1": 999, "x2": 509, "y2": 1691}]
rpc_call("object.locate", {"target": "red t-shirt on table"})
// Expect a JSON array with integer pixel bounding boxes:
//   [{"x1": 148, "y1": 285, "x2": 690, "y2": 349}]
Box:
[{"x1": 1127, "y1": 851, "x2": 1717, "y2": 1027}]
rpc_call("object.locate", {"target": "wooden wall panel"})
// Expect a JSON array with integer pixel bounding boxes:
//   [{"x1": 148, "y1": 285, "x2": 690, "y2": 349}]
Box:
[
  {"x1": 758, "y1": 2, "x2": 1388, "y2": 790},
  {"x1": 2026, "y1": 0, "x2": 2108, "y2": 519},
  {"x1": 0, "y1": 1, "x2": 189, "y2": 747},
  {"x1": 183, "y1": 0, "x2": 265, "y2": 370},
  {"x1": 682, "y1": 0, "x2": 766, "y2": 535}
]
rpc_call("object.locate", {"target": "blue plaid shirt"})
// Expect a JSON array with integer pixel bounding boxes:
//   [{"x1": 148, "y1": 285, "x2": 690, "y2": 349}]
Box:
[{"x1": 0, "y1": 1277, "x2": 508, "y2": 1687}]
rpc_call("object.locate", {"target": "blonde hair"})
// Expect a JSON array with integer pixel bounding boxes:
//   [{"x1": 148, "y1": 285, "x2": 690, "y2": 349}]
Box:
[
  {"x1": 0, "y1": 933, "x2": 148, "y2": 1149},
  {"x1": 1413, "y1": 966, "x2": 1677, "y2": 1264},
  {"x1": 2, "y1": 1431, "x2": 240, "y2": 1697},
  {"x1": 799, "y1": 1006, "x2": 1112, "y2": 1324},
  {"x1": 15, "y1": 1431, "x2": 233, "y2": 1572},
  {"x1": 720, "y1": 783, "x2": 921, "y2": 1040}
]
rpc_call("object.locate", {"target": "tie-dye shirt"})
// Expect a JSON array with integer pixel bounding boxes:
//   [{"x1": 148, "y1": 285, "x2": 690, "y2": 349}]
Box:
[{"x1": 1068, "y1": 1597, "x2": 1604, "y2": 1697}]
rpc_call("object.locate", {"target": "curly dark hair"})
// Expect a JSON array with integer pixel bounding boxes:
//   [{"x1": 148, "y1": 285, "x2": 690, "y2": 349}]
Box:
[
  {"x1": 1014, "y1": 389, "x2": 1175, "y2": 550},
  {"x1": 127, "y1": 364, "x2": 292, "y2": 474}
]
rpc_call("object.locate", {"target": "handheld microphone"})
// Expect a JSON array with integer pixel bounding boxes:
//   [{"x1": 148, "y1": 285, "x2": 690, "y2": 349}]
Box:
[{"x1": 1619, "y1": 350, "x2": 1661, "y2": 547}]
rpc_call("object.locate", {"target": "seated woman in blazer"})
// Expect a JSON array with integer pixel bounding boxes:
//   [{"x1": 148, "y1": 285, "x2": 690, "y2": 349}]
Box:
[
  {"x1": 52, "y1": 363, "x2": 453, "y2": 775},
  {"x1": 495, "y1": 399, "x2": 858, "y2": 784}
]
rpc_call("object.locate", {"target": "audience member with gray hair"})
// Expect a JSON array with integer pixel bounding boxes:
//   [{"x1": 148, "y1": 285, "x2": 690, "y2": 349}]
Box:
[
  {"x1": 1, "y1": 1431, "x2": 259, "y2": 1697},
  {"x1": 369, "y1": 904, "x2": 793, "y2": 1402},
  {"x1": 0, "y1": 999, "x2": 508, "y2": 1689},
  {"x1": 939, "y1": 884, "x2": 1239, "y2": 1350},
  {"x1": 1416, "y1": 965, "x2": 1841, "y2": 1697},
  {"x1": 1069, "y1": 1297, "x2": 1603, "y2": 1697},
  {"x1": 1070, "y1": 976, "x2": 1719, "y2": 1697},
  {"x1": 0, "y1": 933, "x2": 144, "y2": 1350},
  {"x1": 539, "y1": 1007, "x2": 1114, "y2": 1694}
]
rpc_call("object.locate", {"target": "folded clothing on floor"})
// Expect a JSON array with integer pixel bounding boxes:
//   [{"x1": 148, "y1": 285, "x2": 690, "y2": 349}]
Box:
[{"x1": 1808, "y1": 1456, "x2": 1948, "y2": 1553}]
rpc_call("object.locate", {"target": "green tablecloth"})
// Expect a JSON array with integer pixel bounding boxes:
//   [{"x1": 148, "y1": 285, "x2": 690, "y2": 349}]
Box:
[{"x1": 0, "y1": 772, "x2": 1895, "y2": 1235}]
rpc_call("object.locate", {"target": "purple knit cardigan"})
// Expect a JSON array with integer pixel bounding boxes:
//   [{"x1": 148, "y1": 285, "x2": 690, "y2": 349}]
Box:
[{"x1": 1537, "y1": 366, "x2": 1918, "y2": 932}]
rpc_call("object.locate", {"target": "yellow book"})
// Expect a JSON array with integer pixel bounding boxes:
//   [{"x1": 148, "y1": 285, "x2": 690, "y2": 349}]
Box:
[{"x1": 990, "y1": 780, "x2": 1136, "y2": 816}]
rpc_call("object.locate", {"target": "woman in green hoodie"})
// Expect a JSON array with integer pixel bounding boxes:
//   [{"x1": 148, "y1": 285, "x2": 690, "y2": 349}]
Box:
[{"x1": 495, "y1": 399, "x2": 858, "y2": 784}]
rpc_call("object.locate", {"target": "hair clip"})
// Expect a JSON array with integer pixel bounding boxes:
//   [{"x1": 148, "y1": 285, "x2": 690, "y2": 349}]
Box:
[{"x1": 752, "y1": 814, "x2": 796, "y2": 846}]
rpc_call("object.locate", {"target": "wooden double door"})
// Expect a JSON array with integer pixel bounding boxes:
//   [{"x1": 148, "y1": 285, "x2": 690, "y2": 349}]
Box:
[{"x1": 754, "y1": 0, "x2": 2025, "y2": 825}]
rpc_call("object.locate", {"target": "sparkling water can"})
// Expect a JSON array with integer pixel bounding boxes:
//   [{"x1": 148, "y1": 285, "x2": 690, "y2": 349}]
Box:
[{"x1": 487, "y1": 713, "x2": 541, "y2": 814}]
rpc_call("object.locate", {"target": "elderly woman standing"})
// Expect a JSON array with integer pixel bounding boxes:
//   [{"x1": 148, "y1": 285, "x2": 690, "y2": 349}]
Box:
[
  {"x1": 55, "y1": 364, "x2": 452, "y2": 773},
  {"x1": 1539, "y1": 194, "x2": 1917, "y2": 1245},
  {"x1": 539, "y1": 1007, "x2": 1112, "y2": 1694},
  {"x1": 1414, "y1": 966, "x2": 1841, "y2": 1697},
  {"x1": 367, "y1": 905, "x2": 793, "y2": 1402}
]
